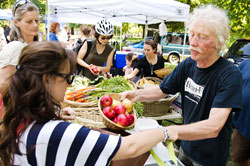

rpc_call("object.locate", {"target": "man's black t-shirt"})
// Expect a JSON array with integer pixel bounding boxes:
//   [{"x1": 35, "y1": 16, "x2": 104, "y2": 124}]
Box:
[
  {"x1": 160, "y1": 57, "x2": 242, "y2": 166},
  {"x1": 136, "y1": 54, "x2": 165, "y2": 78}
]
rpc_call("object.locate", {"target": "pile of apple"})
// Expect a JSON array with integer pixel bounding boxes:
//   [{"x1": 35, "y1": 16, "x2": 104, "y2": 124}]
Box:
[{"x1": 100, "y1": 94, "x2": 135, "y2": 127}]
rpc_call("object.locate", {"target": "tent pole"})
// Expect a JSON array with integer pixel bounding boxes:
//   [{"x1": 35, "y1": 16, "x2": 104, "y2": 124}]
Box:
[
  {"x1": 115, "y1": 25, "x2": 117, "y2": 48},
  {"x1": 182, "y1": 26, "x2": 187, "y2": 61},
  {"x1": 46, "y1": 0, "x2": 50, "y2": 41},
  {"x1": 144, "y1": 16, "x2": 148, "y2": 40},
  {"x1": 120, "y1": 23, "x2": 122, "y2": 51}
]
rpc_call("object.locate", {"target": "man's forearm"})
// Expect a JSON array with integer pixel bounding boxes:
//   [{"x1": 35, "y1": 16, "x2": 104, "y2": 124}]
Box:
[{"x1": 137, "y1": 86, "x2": 167, "y2": 102}]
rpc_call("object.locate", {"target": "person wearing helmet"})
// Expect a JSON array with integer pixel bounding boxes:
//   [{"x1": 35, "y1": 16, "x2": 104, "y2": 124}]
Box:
[{"x1": 76, "y1": 19, "x2": 115, "y2": 80}]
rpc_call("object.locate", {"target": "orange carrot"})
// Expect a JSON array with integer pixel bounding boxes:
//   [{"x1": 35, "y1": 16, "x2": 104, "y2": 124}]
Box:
[{"x1": 75, "y1": 98, "x2": 85, "y2": 102}]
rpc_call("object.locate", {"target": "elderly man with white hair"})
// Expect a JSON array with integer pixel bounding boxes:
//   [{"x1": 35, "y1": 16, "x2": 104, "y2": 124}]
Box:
[{"x1": 121, "y1": 5, "x2": 242, "y2": 166}]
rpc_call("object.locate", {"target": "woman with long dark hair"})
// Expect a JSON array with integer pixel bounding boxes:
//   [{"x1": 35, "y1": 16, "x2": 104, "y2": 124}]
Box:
[
  {"x1": 0, "y1": 41, "x2": 177, "y2": 166},
  {"x1": 125, "y1": 39, "x2": 165, "y2": 80}
]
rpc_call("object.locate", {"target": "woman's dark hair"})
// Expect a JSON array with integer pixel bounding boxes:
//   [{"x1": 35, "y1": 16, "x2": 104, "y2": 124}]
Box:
[
  {"x1": 145, "y1": 39, "x2": 157, "y2": 53},
  {"x1": 49, "y1": 22, "x2": 60, "y2": 34},
  {"x1": 126, "y1": 53, "x2": 138, "y2": 68},
  {"x1": 0, "y1": 41, "x2": 76, "y2": 165},
  {"x1": 80, "y1": 25, "x2": 91, "y2": 36}
]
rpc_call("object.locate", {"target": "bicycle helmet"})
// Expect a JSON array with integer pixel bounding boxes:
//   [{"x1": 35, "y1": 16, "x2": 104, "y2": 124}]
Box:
[{"x1": 95, "y1": 20, "x2": 113, "y2": 36}]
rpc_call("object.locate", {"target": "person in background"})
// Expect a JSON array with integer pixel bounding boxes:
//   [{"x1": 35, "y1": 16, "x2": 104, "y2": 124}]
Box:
[
  {"x1": 125, "y1": 39, "x2": 165, "y2": 80},
  {"x1": 120, "y1": 5, "x2": 242, "y2": 166},
  {"x1": 232, "y1": 59, "x2": 250, "y2": 166},
  {"x1": 0, "y1": 0, "x2": 39, "y2": 118},
  {"x1": 59, "y1": 25, "x2": 69, "y2": 43},
  {"x1": 73, "y1": 24, "x2": 91, "y2": 50},
  {"x1": 77, "y1": 20, "x2": 115, "y2": 80},
  {"x1": 4, "y1": 21, "x2": 11, "y2": 43},
  {"x1": 0, "y1": 26, "x2": 7, "y2": 52},
  {"x1": 0, "y1": 41, "x2": 177, "y2": 166},
  {"x1": 80, "y1": 24, "x2": 91, "y2": 41},
  {"x1": 47, "y1": 21, "x2": 60, "y2": 41},
  {"x1": 123, "y1": 52, "x2": 139, "y2": 83},
  {"x1": 89, "y1": 24, "x2": 95, "y2": 39}
]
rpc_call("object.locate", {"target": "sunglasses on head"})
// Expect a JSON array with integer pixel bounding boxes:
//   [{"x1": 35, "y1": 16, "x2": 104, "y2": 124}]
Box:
[
  {"x1": 54, "y1": 73, "x2": 76, "y2": 84},
  {"x1": 101, "y1": 36, "x2": 112, "y2": 40},
  {"x1": 14, "y1": 0, "x2": 32, "y2": 16}
]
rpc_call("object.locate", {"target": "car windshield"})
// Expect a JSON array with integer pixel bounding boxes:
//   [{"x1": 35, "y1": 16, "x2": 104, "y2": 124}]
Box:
[{"x1": 230, "y1": 40, "x2": 250, "y2": 57}]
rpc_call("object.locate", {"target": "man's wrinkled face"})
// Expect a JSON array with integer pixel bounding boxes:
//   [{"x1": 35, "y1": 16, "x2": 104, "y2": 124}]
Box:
[{"x1": 189, "y1": 22, "x2": 218, "y2": 62}]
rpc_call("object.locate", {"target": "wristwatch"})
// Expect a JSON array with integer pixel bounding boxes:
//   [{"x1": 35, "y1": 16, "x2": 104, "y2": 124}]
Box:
[{"x1": 158, "y1": 125, "x2": 169, "y2": 142}]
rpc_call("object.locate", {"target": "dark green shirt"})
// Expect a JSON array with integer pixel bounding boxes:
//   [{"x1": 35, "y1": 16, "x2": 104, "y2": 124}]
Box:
[{"x1": 82, "y1": 39, "x2": 114, "y2": 80}]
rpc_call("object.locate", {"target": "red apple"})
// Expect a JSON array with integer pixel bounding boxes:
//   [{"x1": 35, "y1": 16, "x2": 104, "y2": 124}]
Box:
[
  {"x1": 113, "y1": 117, "x2": 118, "y2": 123},
  {"x1": 116, "y1": 114, "x2": 128, "y2": 126},
  {"x1": 90, "y1": 65, "x2": 99, "y2": 74},
  {"x1": 102, "y1": 106, "x2": 116, "y2": 120},
  {"x1": 113, "y1": 104, "x2": 126, "y2": 115},
  {"x1": 126, "y1": 114, "x2": 135, "y2": 126},
  {"x1": 101, "y1": 95, "x2": 113, "y2": 107}
]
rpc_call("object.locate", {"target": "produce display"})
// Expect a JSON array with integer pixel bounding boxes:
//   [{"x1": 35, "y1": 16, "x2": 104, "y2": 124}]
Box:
[
  {"x1": 64, "y1": 87, "x2": 94, "y2": 103},
  {"x1": 99, "y1": 94, "x2": 135, "y2": 128},
  {"x1": 64, "y1": 75, "x2": 144, "y2": 117}
]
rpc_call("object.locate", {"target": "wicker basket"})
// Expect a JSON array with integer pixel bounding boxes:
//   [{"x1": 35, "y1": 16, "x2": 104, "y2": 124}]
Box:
[
  {"x1": 71, "y1": 107, "x2": 105, "y2": 128},
  {"x1": 142, "y1": 93, "x2": 179, "y2": 117},
  {"x1": 136, "y1": 77, "x2": 162, "y2": 89},
  {"x1": 128, "y1": 80, "x2": 136, "y2": 90},
  {"x1": 154, "y1": 67, "x2": 173, "y2": 79},
  {"x1": 63, "y1": 98, "x2": 98, "y2": 108},
  {"x1": 98, "y1": 93, "x2": 136, "y2": 130},
  {"x1": 62, "y1": 98, "x2": 105, "y2": 128}
]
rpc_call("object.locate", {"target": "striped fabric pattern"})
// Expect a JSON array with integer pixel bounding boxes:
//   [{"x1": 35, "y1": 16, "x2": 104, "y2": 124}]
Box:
[{"x1": 13, "y1": 120, "x2": 121, "y2": 166}]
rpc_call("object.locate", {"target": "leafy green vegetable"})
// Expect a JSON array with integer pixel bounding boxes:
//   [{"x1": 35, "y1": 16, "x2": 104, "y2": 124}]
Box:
[
  {"x1": 89, "y1": 75, "x2": 106, "y2": 85},
  {"x1": 95, "y1": 76, "x2": 134, "y2": 93},
  {"x1": 67, "y1": 75, "x2": 90, "y2": 91},
  {"x1": 134, "y1": 102, "x2": 144, "y2": 117}
]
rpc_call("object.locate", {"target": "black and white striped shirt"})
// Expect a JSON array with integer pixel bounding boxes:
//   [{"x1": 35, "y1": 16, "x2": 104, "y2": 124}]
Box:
[{"x1": 14, "y1": 120, "x2": 121, "y2": 166}]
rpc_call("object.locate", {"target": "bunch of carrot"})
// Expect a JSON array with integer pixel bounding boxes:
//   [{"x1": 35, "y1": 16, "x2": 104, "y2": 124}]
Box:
[{"x1": 64, "y1": 87, "x2": 93, "y2": 102}]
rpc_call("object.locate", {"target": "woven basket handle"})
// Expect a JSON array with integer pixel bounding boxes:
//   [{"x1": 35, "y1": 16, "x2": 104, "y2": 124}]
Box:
[{"x1": 167, "y1": 93, "x2": 179, "y2": 102}]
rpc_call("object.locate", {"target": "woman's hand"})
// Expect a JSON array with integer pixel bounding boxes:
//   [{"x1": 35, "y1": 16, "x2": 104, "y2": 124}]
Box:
[
  {"x1": 89, "y1": 64, "x2": 100, "y2": 75},
  {"x1": 60, "y1": 107, "x2": 76, "y2": 120}
]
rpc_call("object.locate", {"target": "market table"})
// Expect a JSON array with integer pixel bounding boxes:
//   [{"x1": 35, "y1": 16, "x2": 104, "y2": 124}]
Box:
[
  {"x1": 142, "y1": 110, "x2": 182, "y2": 121},
  {"x1": 126, "y1": 118, "x2": 184, "y2": 166}
]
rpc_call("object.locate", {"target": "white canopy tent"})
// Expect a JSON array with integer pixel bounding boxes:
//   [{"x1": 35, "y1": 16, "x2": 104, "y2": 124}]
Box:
[
  {"x1": 47, "y1": 0, "x2": 190, "y2": 24},
  {"x1": 47, "y1": 0, "x2": 190, "y2": 54},
  {"x1": 0, "y1": 9, "x2": 12, "y2": 20}
]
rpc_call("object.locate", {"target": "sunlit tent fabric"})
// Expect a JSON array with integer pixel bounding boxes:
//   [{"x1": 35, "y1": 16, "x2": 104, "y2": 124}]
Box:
[
  {"x1": 0, "y1": 9, "x2": 12, "y2": 20},
  {"x1": 47, "y1": 0, "x2": 190, "y2": 24}
]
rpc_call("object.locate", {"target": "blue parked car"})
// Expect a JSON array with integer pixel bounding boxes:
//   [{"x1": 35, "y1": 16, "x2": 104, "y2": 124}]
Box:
[{"x1": 122, "y1": 37, "x2": 153, "y2": 53}]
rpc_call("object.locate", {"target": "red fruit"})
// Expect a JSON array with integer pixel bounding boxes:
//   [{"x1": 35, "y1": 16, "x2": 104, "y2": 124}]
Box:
[
  {"x1": 113, "y1": 117, "x2": 118, "y2": 123},
  {"x1": 102, "y1": 106, "x2": 116, "y2": 120},
  {"x1": 116, "y1": 114, "x2": 128, "y2": 126},
  {"x1": 113, "y1": 104, "x2": 126, "y2": 115},
  {"x1": 126, "y1": 114, "x2": 135, "y2": 126},
  {"x1": 91, "y1": 65, "x2": 99, "y2": 74},
  {"x1": 100, "y1": 95, "x2": 113, "y2": 107}
]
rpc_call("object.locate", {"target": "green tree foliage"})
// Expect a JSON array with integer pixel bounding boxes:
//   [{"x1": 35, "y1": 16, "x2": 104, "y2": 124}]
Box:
[
  {"x1": 0, "y1": 0, "x2": 46, "y2": 16},
  {"x1": 177, "y1": 0, "x2": 250, "y2": 45}
]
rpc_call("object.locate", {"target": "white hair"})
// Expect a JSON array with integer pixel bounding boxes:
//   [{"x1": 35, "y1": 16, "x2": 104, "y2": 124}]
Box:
[{"x1": 186, "y1": 5, "x2": 229, "y2": 50}]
